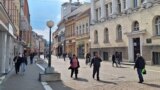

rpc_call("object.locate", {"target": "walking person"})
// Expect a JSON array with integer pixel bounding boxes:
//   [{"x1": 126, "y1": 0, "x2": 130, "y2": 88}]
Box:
[
  {"x1": 30, "y1": 53, "x2": 34, "y2": 64},
  {"x1": 90, "y1": 52, "x2": 102, "y2": 81},
  {"x1": 112, "y1": 54, "x2": 118, "y2": 67},
  {"x1": 134, "y1": 53, "x2": 146, "y2": 83},
  {"x1": 13, "y1": 54, "x2": 21, "y2": 74},
  {"x1": 115, "y1": 52, "x2": 121, "y2": 67},
  {"x1": 70, "y1": 54, "x2": 80, "y2": 79},
  {"x1": 85, "y1": 53, "x2": 91, "y2": 65},
  {"x1": 63, "y1": 53, "x2": 67, "y2": 61},
  {"x1": 20, "y1": 53, "x2": 28, "y2": 75}
]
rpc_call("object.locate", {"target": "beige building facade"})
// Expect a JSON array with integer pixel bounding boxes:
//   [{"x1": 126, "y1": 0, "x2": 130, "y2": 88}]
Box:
[
  {"x1": 75, "y1": 9, "x2": 90, "y2": 58},
  {"x1": 90, "y1": 0, "x2": 160, "y2": 64}
]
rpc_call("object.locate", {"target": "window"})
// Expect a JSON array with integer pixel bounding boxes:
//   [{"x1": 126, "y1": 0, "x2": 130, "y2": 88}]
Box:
[
  {"x1": 86, "y1": 23, "x2": 89, "y2": 33},
  {"x1": 99, "y1": 7, "x2": 101, "y2": 19},
  {"x1": 94, "y1": 30, "x2": 98, "y2": 44},
  {"x1": 133, "y1": 0, "x2": 138, "y2": 8},
  {"x1": 76, "y1": 26, "x2": 78, "y2": 36},
  {"x1": 96, "y1": 9, "x2": 98, "y2": 21},
  {"x1": 110, "y1": 3, "x2": 112, "y2": 14},
  {"x1": 104, "y1": 28, "x2": 109, "y2": 43},
  {"x1": 118, "y1": 0, "x2": 121, "y2": 13},
  {"x1": 155, "y1": 16, "x2": 160, "y2": 36},
  {"x1": 79, "y1": 26, "x2": 81, "y2": 35},
  {"x1": 117, "y1": 25, "x2": 122, "y2": 40},
  {"x1": 153, "y1": 52, "x2": 160, "y2": 65},
  {"x1": 123, "y1": 0, "x2": 126, "y2": 9},
  {"x1": 105, "y1": 4, "x2": 109, "y2": 17},
  {"x1": 83, "y1": 24, "x2": 85, "y2": 34},
  {"x1": 133, "y1": 21, "x2": 139, "y2": 31}
]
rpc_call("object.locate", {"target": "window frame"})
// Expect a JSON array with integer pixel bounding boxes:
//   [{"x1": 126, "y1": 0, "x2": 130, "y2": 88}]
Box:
[
  {"x1": 104, "y1": 28, "x2": 109, "y2": 43},
  {"x1": 155, "y1": 16, "x2": 160, "y2": 36},
  {"x1": 116, "y1": 25, "x2": 122, "y2": 41},
  {"x1": 133, "y1": 21, "x2": 139, "y2": 31}
]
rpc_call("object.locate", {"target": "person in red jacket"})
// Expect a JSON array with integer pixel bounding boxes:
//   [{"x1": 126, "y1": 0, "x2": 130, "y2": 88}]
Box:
[{"x1": 70, "y1": 54, "x2": 80, "y2": 79}]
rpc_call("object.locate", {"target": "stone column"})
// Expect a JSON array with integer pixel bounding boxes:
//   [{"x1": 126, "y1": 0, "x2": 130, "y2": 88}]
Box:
[
  {"x1": 0, "y1": 32, "x2": 7, "y2": 74},
  {"x1": 128, "y1": 37, "x2": 134, "y2": 62},
  {"x1": 100, "y1": 0, "x2": 106, "y2": 21},
  {"x1": 126, "y1": 0, "x2": 132, "y2": 13},
  {"x1": 112, "y1": 0, "x2": 118, "y2": 16},
  {"x1": 91, "y1": 0, "x2": 96, "y2": 24}
]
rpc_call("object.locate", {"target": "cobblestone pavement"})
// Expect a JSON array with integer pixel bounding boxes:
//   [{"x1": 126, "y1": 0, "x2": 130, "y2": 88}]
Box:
[{"x1": 46, "y1": 56, "x2": 160, "y2": 90}]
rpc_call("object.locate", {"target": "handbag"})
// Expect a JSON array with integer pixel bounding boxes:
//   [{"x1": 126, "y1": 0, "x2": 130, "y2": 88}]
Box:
[{"x1": 142, "y1": 68, "x2": 146, "y2": 75}]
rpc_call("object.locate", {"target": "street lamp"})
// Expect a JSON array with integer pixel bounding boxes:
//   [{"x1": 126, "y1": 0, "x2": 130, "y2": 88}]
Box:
[
  {"x1": 39, "y1": 38, "x2": 41, "y2": 59},
  {"x1": 39, "y1": 20, "x2": 60, "y2": 82},
  {"x1": 47, "y1": 20, "x2": 54, "y2": 68}
]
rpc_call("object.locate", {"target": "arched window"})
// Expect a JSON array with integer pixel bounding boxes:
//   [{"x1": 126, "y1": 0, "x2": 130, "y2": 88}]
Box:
[
  {"x1": 94, "y1": 30, "x2": 98, "y2": 44},
  {"x1": 133, "y1": 21, "x2": 139, "y2": 31},
  {"x1": 104, "y1": 28, "x2": 109, "y2": 43},
  {"x1": 117, "y1": 25, "x2": 122, "y2": 40},
  {"x1": 155, "y1": 16, "x2": 160, "y2": 35}
]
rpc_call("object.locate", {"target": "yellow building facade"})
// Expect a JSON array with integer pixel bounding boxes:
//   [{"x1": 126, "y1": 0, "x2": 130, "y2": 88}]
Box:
[
  {"x1": 90, "y1": 0, "x2": 160, "y2": 64},
  {"x1": 75, "y1": 9, "x2": 90, "y2": 58}
]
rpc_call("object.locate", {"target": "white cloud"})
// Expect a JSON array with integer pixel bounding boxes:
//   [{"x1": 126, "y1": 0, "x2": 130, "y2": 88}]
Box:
[{"x1": 33, "y1": 27, "x2": 56, "y2": 41}]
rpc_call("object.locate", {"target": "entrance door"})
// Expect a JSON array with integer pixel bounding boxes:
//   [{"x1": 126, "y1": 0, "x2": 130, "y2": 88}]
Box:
[{"x1": 133, "y1": 38, "x2": 140, "y2": 62}]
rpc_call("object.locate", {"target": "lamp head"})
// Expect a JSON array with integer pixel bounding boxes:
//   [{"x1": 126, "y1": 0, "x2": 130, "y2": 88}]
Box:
[{"x1": 47, "y1": 20, "x2": 54, "y2": 28}]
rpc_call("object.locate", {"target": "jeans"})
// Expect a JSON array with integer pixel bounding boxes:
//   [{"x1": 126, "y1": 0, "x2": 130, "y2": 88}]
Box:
[
  {"x1": 21, "y1": 63, "x2": 26, "y2": 72},
  {"x1": 137, "y1": 68, "x2": 143, "y2": 82}
]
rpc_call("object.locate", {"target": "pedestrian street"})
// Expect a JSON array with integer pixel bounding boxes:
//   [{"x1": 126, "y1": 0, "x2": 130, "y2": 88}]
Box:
[{"x1": 46, "y1": 55, "x2": 160, "y2": 90}]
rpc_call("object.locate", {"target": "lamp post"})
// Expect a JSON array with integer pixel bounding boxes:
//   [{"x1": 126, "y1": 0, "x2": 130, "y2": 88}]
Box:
[
  {"x1": 39, "y1": 38, "x2": 41, "y2": 59},
  {"x1": 39, "y1": 20, "x2": 60, "y2": 82},
  {"x1": 47, "y1": 20, "x2": 54, "y2": 68}
]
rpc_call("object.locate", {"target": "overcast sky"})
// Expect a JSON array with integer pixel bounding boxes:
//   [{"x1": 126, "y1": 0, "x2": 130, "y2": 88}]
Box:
[{"x1": 28, "y1": 0, "x2": 90, "y2": 41}]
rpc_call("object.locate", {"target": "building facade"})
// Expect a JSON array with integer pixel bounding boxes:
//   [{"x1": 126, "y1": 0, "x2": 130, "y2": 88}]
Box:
[
  {"x1": 75, "y1": 9, "x2": 90, "y2": 58},
  {"x1": 0, "y1": 0, "x2": 20, "y2": 74},
  {"x1": 65, "y1": 3, "x2": 90, "y2": 56},
  {"x1": 90, "y1": 0, "x2": 160, "y2": 64},
  {"x1": 20, "y1": 0, "x2": 32, "y2": 55}
]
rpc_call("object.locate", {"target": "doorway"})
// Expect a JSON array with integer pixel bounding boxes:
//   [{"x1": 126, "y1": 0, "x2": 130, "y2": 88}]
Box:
[{"x1": 133, "y1": 38, "x2": 140, "y2": 62}]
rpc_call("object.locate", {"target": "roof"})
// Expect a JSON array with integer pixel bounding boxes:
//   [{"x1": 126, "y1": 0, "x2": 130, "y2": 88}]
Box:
[{"x1": 64, "y1": 3, "x2": 90, "y2": 20}]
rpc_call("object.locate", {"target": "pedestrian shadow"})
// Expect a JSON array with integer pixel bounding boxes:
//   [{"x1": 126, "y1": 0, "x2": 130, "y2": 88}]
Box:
[
  {"x1": 73, "y1": 77, "x2": 88, "y2": 82},
  {"x1": 97, "y1": 80, "x2": 117, "y2": 85},
  {"x1": 142, "y1": 83, "x2": 160, "y2": 88}
]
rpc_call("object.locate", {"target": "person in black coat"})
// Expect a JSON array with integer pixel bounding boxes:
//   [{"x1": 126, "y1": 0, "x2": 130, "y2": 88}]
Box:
[
  {"x1": 134, "y1": 53, "x2": 146, "y2": 83},
  {"x1": 86, "y1": 53, "x2": 91, "y2": 65},
  {"x1": 112, "y1": 54, "x2": 118, "y2": 67},
  {"x1": 90, "y1": 52, "x2": 102, "y2": 81},
  {"x1": 63, "y1": 53, "x2": 67, "y2": 61},
  {"x1": 13, "y1": 53, "x2": 22, "y2": 74}
]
